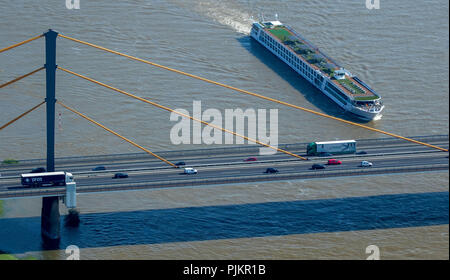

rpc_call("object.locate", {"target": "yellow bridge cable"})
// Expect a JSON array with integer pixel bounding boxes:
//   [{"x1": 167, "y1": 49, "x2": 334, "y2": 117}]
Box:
[
  {"x1": 57, "y1": 101, "x2": 178, "y2": 168},
  {"x1": 58, "y1": 67, "x2": 307, "y2": 160},
  {"x1": 58, "y1": 34, "x2": 448, "y2": 153},
  {"x1": 0, "y1": 66, "x2": 45, "y2": 89},
  {"x1": 0, "y1": 34, "x2": 44, "y2": 54},
  {"x1": 0, "y1": 101, "x2": 45, "y2": 131}
]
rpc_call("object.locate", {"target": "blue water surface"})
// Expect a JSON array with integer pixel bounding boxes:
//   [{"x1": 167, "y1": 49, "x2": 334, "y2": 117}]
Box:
[{"x1": 0, "y1": 191, "x2": 448, "y2": 254}]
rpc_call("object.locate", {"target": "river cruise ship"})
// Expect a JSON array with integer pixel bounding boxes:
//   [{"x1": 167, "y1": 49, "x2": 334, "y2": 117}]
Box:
[{"x1": 250, "y1": 21, "x2": 384, "y2": 120}]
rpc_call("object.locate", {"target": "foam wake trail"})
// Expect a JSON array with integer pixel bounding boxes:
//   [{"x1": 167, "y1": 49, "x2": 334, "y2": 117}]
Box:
[
  {"x1": 187, "y1": 0, "x2": 255, "y2": 34},
  {"x1": 373, "y1": 114, "x2": 383, "y2": 121}
]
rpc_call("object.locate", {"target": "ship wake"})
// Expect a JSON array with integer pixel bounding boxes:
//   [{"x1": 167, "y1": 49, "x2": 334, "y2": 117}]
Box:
[
  {"x1": 373, "y1": 114, "x2": 383, "y2": 121},
  {"x1": 177, "y1": 0, "x2": 255, "y2": 34}
]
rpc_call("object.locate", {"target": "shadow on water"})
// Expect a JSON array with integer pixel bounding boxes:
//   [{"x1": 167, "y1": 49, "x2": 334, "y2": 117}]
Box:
[
  {"x1": 0, "y1": 192, "x2": 447, "y2": 254},
  {"x1": 237, "y1": 36, "x2": 372, "y2": 123}
]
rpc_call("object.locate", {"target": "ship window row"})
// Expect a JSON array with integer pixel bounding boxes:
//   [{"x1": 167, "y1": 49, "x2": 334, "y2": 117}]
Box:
[
  {"x1": 325, "y1": 86, "x2": 347, "y2": 105},
  {"x1": 261, "y1": 32, "x2": 324, "y2": 83},
  {"x1": 325, "y1": 83, "x2": 350, "y2": 104}
]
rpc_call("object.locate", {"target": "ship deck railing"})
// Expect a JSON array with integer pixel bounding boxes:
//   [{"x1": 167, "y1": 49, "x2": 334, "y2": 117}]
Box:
[
  {"x1": 263, "y1": 23, "x2": 380, "y2": 101},
  {"x1": 281, "y1": 25, "x2": 380, "y2": 100},
  {"x1": 283, "y1": 25, "x2": 342, "y2": 69},
  {"x1": 355, "y1": 103, "x2": 383, "y2": 113}
]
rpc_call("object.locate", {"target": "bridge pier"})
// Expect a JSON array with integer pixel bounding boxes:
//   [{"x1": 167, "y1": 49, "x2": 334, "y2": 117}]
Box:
[
  {"x1": 41, "y1": 196, "x2": 60, "y2": 248},
  {"x1": 42, "y1": 29, "x2": 60, "y2": 247},
  {"x1": 65, "y1": 208, "x2": 80, "y2": 227}
]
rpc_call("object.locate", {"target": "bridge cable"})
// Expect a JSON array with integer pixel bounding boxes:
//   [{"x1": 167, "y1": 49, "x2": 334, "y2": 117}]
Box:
[
  {"x1": 0, "y1": 34, "x2": 44, "y2": 54},
  {"x1": 0, "y1": 101, "x2": 46, "y2": 131},
  {"x1": 58, "y1": 34, "x2": 448, "y2": 153},
  {"x1": 56, "y1": 101, "x2": 178, "y2": 168},
  {"x1": 58, "y1": 67, "x2": 307, "y2": 160},
  {"x1": 0, "y1": 66, "x2": 45, "y2": 89}
]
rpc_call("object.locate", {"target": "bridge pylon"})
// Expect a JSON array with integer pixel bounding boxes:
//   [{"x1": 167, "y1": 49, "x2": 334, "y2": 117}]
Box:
[{"x1": 41, "y1": 29, "x2": 60, "y2": 247}]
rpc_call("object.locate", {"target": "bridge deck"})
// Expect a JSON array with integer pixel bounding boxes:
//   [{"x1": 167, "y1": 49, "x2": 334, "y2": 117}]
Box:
[{"x1": 0, "y1": 135, "x2": 448, "y2": 199}]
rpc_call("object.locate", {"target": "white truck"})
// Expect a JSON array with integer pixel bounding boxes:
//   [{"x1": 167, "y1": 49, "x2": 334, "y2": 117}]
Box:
[
  {"x1": 307, "y1": 140, "x2": 356, "y2": 156},
  {"x1": 21, "y1": 171, "x2": 74, "y2": 187}
]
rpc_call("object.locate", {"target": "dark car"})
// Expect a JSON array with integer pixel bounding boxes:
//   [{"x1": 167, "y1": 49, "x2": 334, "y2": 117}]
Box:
[
  {"x1": 31, "y1": 167, "x2": 46, "y2": 173},
  {"x1": 175, "y1": 161, "x2": 186, "y2": 166},
  {"x1": 264, "y1": 168, "x2": 279, "y2": 174},
  {"x1": 244, "y1": 157, "x2": 257, "y2": 162},
  {"x1": 112, "y1": 172, "x2": 128, "y2": 179},
  {"x1": 318, "y1": 152, "x2": 333, "y2": 157},
  {"x1": 311, "y1": 164, "x2": 326, "y2": 170},
  {"x1": 92, "y1": 166, "x2": 106, "y2": 171},
  {"x1": 356, "y1": 151, "x2": 367, "y2": 155}
]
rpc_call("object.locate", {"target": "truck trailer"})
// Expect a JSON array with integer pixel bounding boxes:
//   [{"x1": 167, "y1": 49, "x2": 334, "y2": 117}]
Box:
[
  {"x1": 307, "y1": 140, "x2": 356, "y2": 156},
  {"x1": 21, "y1": 171, "x2": 74, "y2": 187}
]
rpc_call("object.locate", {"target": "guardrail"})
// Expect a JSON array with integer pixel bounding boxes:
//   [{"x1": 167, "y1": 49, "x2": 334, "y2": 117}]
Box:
[
  {"x1": 70, "y1": 163, "x2": 450, "y2": 194},
  {"x1": 1, "y1": 135, "x2": 448, "y2": 168},
  {"x1": 68, "y1": 147, "x2": 450, "y2": 176},
  {"x1": 1, "y1": 163, "x2": 447, "y2": 199},
  {"x1": 0, "y1": 187, "x2": 66, "y2": 199},
  {"x1": 0, "y1": 143, "x2": 445, "y2": 180}
]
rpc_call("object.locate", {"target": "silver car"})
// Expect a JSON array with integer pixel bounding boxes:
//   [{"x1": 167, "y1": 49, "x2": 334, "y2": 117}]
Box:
[{"x1": 360, "y1": 161, "x2": 373, "y2": 167}]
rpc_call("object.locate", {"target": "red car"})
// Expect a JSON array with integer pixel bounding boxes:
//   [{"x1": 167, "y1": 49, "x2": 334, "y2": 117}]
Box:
[
  {"x1": 327, "y1": 159, "x2": 342, "y2": 165},
  {"x1": 244, "y1": 157, "x2": 257, "y2": 162}
]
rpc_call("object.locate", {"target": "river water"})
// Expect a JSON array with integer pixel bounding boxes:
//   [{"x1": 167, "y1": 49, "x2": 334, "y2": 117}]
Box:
[{"x1": 0, "y1": 0, "x2": 448, "y2": 259}]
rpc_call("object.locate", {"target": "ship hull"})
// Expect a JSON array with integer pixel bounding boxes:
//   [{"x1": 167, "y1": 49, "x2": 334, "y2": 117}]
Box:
[{"x1": 347, "y1": 104, "x2": 384, "y2": 121}]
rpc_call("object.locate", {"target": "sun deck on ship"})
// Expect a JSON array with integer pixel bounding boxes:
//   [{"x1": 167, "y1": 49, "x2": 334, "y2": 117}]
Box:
[{"x1": 258, "y1": 21, "x2": 379, "y2": 101}]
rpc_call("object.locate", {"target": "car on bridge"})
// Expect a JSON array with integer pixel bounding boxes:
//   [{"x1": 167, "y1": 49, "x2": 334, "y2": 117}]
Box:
[
  {"x1": 360, "y1": 161, "x2": 373, "y2": 167},
  {"x1": 92, "y1": 166, "x2": 106, "y2": 171},
  {"x1": 327, "y1": 159, "x2": 342, "y2": 165},
  {"x1": 264, "y1": 168, "x2": 279, "y2": 174},
  {"x1": 31, "y1": 167, "x2": 46, "y2": 173},
  {"x1": 184, "y1": 168, "x2": 198, "y2": 174},
  {"x1": 244, "y1": 157, "x2": 257, "y2": 162},
  {"x1": 175, "y1": 161, "x2": 186, "y2": 166},
  {"x1": 112, "y1": 172, "x2": 128, "y2": 179},
  {"x1": 311, "y1": 164, "x2": 326, "y2": 170}
]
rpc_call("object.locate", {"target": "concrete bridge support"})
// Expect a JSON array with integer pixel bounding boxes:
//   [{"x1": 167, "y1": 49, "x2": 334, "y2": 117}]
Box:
[
  {"x1": 42, "y1": 29, "x2": 60, "y2": 247},
  {"x1": 41, "y1": 196, "x2": 60, "y2": 247}
]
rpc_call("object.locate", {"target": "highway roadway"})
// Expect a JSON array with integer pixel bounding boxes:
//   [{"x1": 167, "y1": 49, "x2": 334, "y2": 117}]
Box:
[
  {"x1": 0, "y1": 136, "x2": 448, "y2": 198},
  {"x1": 0, "y1": 136, "x2": 448, "y2": 176}
]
